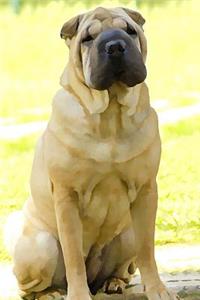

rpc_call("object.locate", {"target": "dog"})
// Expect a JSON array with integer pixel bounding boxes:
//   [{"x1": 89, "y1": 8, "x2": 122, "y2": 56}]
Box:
[{"x1": 6, "y1": 6, "x2": 180, "y2": 300}]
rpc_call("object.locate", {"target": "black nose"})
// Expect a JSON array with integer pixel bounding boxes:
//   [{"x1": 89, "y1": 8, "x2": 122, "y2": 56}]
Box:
[{"x1": 105, "y1": 40, "x2": 126, "y2": 57}]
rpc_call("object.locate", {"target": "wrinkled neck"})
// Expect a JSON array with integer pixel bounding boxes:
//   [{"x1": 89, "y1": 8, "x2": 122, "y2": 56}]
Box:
[
  {"x1": 99, "y1": 98, "x2": 122, "y2": 138},
  {"x1": 60, "y1": 64, "x2": 110, "y2": 114},
  {"x1": 60, "y1": 64, "x2": 150, "y2": 139},
  {"x1": 87, "y1": 82, "x2": 150, "y2": 140}
]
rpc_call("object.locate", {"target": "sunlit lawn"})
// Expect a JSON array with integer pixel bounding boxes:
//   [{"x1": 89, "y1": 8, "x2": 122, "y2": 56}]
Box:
[
  {"x1": 0, "y1": 0, "x2": 200, "y2": 261},
  {"x1": 156, "y1": 118, "x2": 200, "y2": 245}
]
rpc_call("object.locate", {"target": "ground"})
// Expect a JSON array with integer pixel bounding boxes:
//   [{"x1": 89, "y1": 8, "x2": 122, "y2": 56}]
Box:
[{"x1": 1, "y1": 245, "x2": 200, "y2": 299}]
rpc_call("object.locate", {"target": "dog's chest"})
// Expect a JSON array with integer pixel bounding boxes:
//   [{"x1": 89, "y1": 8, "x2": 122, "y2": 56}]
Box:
[{"x1": 77, "y1": 173, "x2": 133, "y2": 257}]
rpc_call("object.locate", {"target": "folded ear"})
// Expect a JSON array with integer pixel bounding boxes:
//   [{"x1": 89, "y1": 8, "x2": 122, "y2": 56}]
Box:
[
  {"x1": 60, "y1": 14, "x2": 83, "y2": 40},
  {"x1": 121, "y1": 8, "x2": 145, "y2": 26}
]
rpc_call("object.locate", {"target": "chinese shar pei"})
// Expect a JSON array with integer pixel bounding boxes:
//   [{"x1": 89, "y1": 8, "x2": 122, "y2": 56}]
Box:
[{"x1": 6, "y1": 6, "x2": 180, "y2": 300}]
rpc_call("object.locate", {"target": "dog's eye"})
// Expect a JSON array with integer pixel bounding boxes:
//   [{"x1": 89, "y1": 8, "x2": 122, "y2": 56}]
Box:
[
  {"x1": 126, "y1": 24, "x2": 137, "y2": 36},
  {"x1": 82, "y1": 35, "x2": 93, "y2": 43}
]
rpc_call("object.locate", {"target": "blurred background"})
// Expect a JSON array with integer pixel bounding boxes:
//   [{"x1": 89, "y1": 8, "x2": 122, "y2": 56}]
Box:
[{"x1": 0, "y1": 0, "x2": 200, "y2": 261}]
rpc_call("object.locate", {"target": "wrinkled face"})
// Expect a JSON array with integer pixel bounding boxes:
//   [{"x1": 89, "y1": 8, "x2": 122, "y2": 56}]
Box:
[{"x1": 61, "y1": 7, "x2": 147, "y2": 90}]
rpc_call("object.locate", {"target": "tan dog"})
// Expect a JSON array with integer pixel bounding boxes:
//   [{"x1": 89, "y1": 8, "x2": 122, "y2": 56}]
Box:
[{"x1": 6, "y1": 7, "x2": 179, "y2": 300}]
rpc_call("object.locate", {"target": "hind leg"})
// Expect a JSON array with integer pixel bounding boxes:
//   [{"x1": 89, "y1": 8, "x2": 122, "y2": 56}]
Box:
[
  {"x1": 5, "y1": 212, "x2": 66, "y2": 297},
  {"x1": 103, "y1": 227, "x2": 136, "y2": 294},
  {"x1": 91, "y1": 226, "x2": 136, "y2": 294}
]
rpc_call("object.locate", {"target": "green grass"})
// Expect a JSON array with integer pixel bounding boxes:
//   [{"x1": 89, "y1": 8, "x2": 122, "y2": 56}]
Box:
[
  {"x1": 0, "y1": 134, "x2": 38, "y2": 261},
  {"x1": 156, "y1": 118, "x2": 200, "y2": 244},
  {"x1": 0, "y1": 0, "x2": 200, "y2": 123},
  {"x1": 1, "y1": 116, "x2": 200, "y2": 261}
]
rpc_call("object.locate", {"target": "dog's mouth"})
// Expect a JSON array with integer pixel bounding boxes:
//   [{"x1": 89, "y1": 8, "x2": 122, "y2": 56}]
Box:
[
  {"x1": 113, "y1": 67, "x2": 125, "y2": 77},
  {"x1": 91, "y1": 64, "x2": 146, "y2": 90}
]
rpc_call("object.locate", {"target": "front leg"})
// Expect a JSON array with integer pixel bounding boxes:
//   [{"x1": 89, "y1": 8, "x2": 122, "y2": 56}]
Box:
[
  {"x1": 54, "y1": 184, "x2": 92, "y2": 300},
  {"x1": 131, "y1": 180, "x2": 180, "y2": 300}
]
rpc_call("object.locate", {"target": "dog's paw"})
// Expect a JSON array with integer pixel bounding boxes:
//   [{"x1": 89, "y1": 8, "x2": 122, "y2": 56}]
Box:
[
  {"x1": 145, "y1": 283, "x2": 181, "y2": 300},
  {"x1": 102, "y1": 277, "x2": 127, "y2": 294},
  {"x1": 66, "y1": 295, "x2": 92, "y2": 300},
  {"x1": 34, "y1": 288, "x2": 67, "y2": 300}
]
